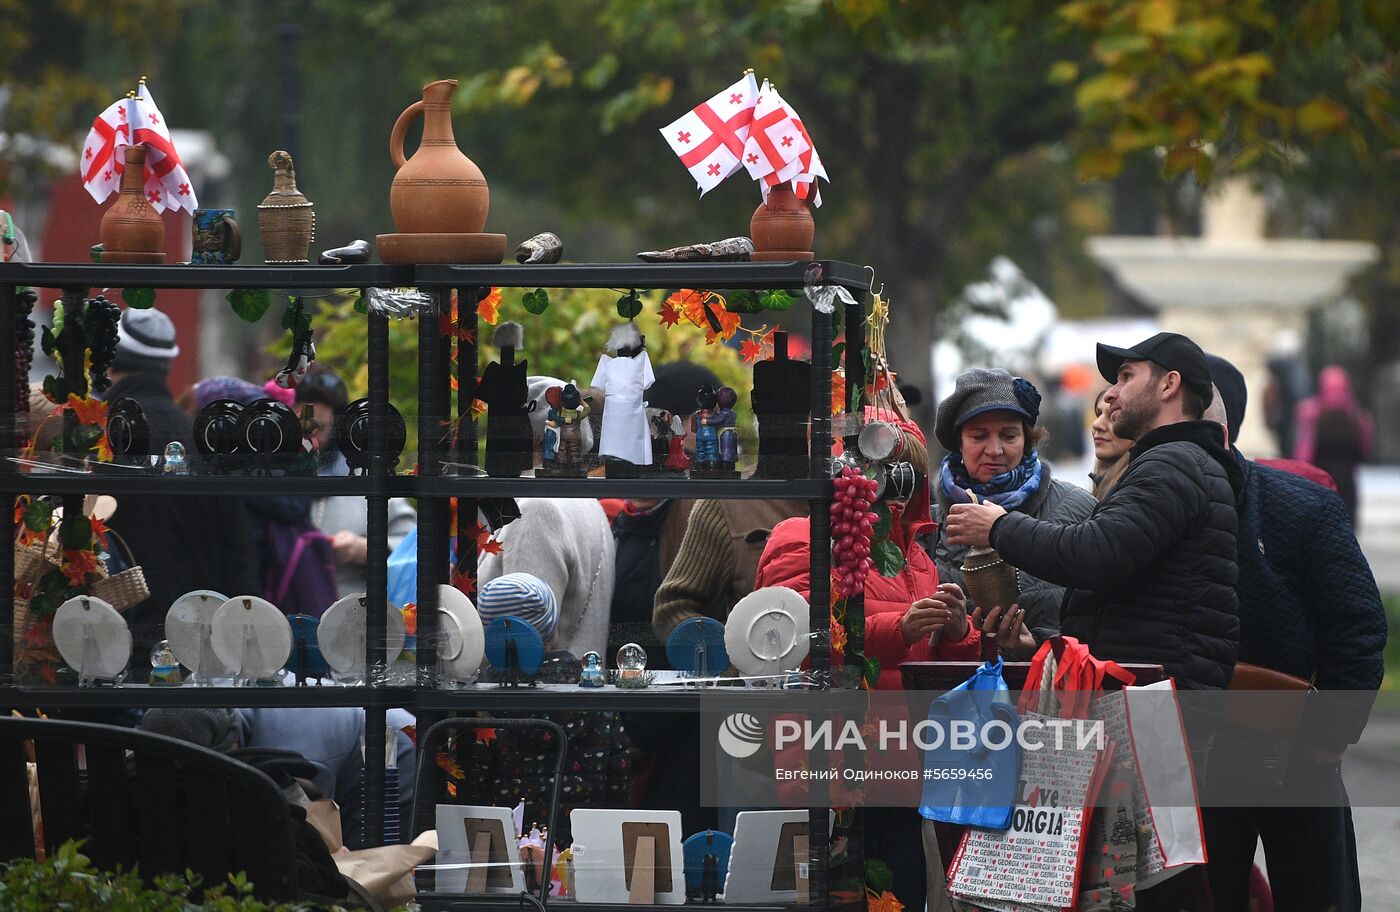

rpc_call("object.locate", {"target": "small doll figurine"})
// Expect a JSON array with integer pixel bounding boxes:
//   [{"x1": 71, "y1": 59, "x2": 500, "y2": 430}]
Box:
[
  {"x1": 478, "y1": 322, "x2": 535, "y2": 477},
  {"x1": 690, "y1": 385, "x2": 739, "y2": 478},
  {"x1": 275, "y1": 327, "x2": 315, "y2": 389},
  {"x1": 591, "y1": 322, "x2": 655, "y2": 478},
  {"x1": 540, "y1": 382, "x2": 591, "y2": 476},
  {"x1": 647, "y1": 408, "x2": 688, "y2": 475}
]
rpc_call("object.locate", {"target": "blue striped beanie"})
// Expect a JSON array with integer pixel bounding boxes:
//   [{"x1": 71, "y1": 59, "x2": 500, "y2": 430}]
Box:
[{"x1": 478, "y1": 573, "x2": 559, "y2": 641}]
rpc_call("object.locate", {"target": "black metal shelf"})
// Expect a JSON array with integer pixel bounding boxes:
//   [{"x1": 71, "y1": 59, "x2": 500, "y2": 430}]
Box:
[
  {"x1": 0, "y1": 262, "x2": 414, "y2": 290},
  {"x1": 413, "y1": 260, "x2": 868, "y2": 290},
  {"x1": 416, "y1": 476, "x2": 830, "y2": 500},
  {"x1": 415, "y1": 683, "x2": 822, "y2": 713},
  {"x1": 417, "y1": 898, "x2": 801, "y2": 912},
  {"x1": 0, "y1": 684, "x2": 417, "y2": 709},
  {"x1": 0, "y1": 472, "x2": 416, "y2": 497}
]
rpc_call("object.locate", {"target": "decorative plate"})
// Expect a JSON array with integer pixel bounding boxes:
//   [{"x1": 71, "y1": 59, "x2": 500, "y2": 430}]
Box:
[
  {"x1": 723, "y1": 586, "x2": 810, "y2": 677},
  {"x1": 438, "y1": 584, "x2": 484, "y2": 682},
  {"x1": 483, "y1": 615, "x2": 545, "y2": 675},
  {"x1": 53, "y1": 595, "x2": 130, "y2": 679},
  {"x1": 164, "y1": 589, "x2": 231, "y2": 673},
  {"x1": 236, "y1": 399, "x2": 303, "y2": 456},
  {"x1": 317, "y1": 593, "x2": 406, "y2": 674},
  {"x1": 106, "y1": 397, "x2": 150, "y2": 457},
  {"x1": 193, "y1": 399, "x2": 246, "y2": 456},
  {"x1": 209, "y1": 595, "x2": 292, "y2": 679},
  {"x1": 335, "y1": 398, "x2": 408, "y2": 471},
  {"x1": 665, "y1": 616, "x2": 730, "y2": 676}
]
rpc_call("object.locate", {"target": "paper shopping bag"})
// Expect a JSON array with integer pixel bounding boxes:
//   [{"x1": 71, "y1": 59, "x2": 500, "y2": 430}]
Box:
[
  {"x1": 945, "y1": 710, "x2": 1111, "y2": 911},
  {"x1": 1123, "y1": 679, "x2": 1206, "y2": 889}
]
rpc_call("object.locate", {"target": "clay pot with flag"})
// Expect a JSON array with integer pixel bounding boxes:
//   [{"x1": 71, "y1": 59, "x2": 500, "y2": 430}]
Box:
[{"x1": 99, "y1": 146, "x2": 165, "y2": 264}]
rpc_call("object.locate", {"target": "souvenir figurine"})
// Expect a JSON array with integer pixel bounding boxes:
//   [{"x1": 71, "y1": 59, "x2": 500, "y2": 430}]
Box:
[
  {"x1": 275, "y1": 328, "x2": 315, "y2": 389},
  {"x1": 591, "y1": 322, "x2": 655, "y2": 478},
  {"x1": 690, "y1": 385, "x2": 739, "y2": 478},
  {"x1": 647, "y1": 408, "x2": 688, "y2": 475},
  {"x1": 539, "y1": 382, "x2": 591, "y2": 477},
  {"x1": 751, "y1": 331, "x2": 812, "y2": 478},
  {"x1": 615, "y1": 642, "x2": 651, "y2": 688},
  {"x1": 477, "y1": 322, "x2": 535, "y2": 477},
  {"x1": 578, "y1": 651, "x2": 606, "y2": 687}
]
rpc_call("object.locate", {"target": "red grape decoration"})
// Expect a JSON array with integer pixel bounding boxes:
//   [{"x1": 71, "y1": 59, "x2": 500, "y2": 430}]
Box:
[{"x1": 831, "y1": 464, "x2": 880, "y2": 598}]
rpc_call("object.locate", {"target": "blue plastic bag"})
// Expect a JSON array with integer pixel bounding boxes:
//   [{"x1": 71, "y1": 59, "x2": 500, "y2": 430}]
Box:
[
  {"x1": 917, "y1": 657, "x2": 1021, "y2": 830},
  {"x1": 385, "y1": 527, "x2": 457, "y2": 608}
]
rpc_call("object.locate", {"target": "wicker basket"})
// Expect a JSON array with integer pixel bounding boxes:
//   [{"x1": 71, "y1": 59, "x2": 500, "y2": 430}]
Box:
[{"x1": 91, "y1": 529, "x2": 149, "y2": 611}]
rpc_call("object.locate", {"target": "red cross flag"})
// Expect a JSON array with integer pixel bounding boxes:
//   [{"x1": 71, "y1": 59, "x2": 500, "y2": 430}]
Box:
[
  {"x1": 763, "y1": 92, "x2": 828, "y2": 207},
  {"x1": 740, "y1": 81, "x2": 810, "y2": 182},
  {"x1": 659, "y1": 72, "x2": 760, "y2": 195},
  {"x1": 130, "y1": 82, "x2": 197, "y2": 214},
  {"x1": 80, "y1": 97, "x2": 135, "y2": 205}
]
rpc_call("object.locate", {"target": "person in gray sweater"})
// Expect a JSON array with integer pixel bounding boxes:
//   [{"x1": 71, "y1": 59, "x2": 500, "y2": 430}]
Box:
[{"x1": 931, "y1": 368, "x2": 1096, "y2": 655}]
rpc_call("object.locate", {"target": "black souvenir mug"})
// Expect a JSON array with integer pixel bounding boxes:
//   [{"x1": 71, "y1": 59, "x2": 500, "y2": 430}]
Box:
[{"x1": 191, "y1": 208, "x2": 241, "y2": 265}]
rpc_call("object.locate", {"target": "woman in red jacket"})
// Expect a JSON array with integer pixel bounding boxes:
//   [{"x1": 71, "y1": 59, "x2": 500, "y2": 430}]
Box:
[{"x1": 753, "y1": 413, "x2": 979, "y2": 912}]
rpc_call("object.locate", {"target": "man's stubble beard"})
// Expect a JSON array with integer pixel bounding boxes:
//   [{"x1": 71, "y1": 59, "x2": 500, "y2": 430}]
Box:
[{"x1": 1111, "y1": 392, "x2": 1155, "y2": 442}]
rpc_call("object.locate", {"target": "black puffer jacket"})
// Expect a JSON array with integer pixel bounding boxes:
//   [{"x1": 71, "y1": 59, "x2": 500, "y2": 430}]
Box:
[
  {"x1": 989, "y1": 421, "x2": 1242, "y2": 690},
  {"x1": 932, "y1": 462, "x2": 1097, "y2": 644}
]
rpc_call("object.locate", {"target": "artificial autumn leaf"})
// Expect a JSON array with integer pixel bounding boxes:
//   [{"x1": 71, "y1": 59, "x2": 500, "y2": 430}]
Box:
[
  {"x1": 480, "y1": 539, "x2": 503, "y2": 556},
  {"x1": 739, "y1": 338, "x2": 765, "y2": 363},
  {"x1": 401, "y1": 602, "x2": 417, "y2": 637},
  {"x1": 832, "y1": 370, "x2": 847, "y2": 416},
  {"x1": 435, "y1": 751, "x2": 466, "y2": 780},
  {"x1": 658, "y1": 302, "x2": 682, "y2": 328},
  {"x1": 94, "y1": 434, "x2": 113, "y2": 463},
  {"x1": 703, "y1": 308, "x2": 742, "y2": 344},
  {"x1": 470, "y1": 521, "x2": 493, "y2": 547},
  {"x1": 867, "y1": 888, "x2": 905, "y2": 912},
  {"x1": 666, "y1": 289, "x2": 708, "y2": 326},
  {"x1": 451, "y1": 571, "x2": 476, "y2": 597},
  {"x1": 475, "y1": 728, "x2": 498, "y2": 746},
  {"x1": 65, "y1": 394, "x2": 106, "y2": 427},
  {"x1": 478, "y1": 287, "x2": 503, "y2": 324},
  {"x1": 830, "y1": 615, "x2": 848, "y2": 654},
  {"x1": 61, "y1": 548, "x2": 98, "y2": 585},
  {"x1": 89, "y1": 516, "x2": 109, "y2": 540}
]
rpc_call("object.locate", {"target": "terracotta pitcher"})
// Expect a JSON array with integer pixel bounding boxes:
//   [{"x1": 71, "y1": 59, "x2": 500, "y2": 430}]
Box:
[
  {"x1": 100, "y1": 146, "x2": 165, "y2": 262},
  {"x1": 389, "y1": 79, "x2": 488, "y2": 235},
  {"x1": 750, "y1": 183, "x2": 814, "y2": 257}
]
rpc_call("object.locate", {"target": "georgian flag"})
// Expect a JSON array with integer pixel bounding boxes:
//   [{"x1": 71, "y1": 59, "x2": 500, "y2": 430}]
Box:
[
  {"x1": 80, "y1": 97, "x2": 134, "y2": 205},
  {"x1": 740, "y1": 81, "x2": 810, "y2": 181},
  {"x1": 762, "y1": 94, "x2": 828, "y2": 207},
  {"x1": 659, "y1": 72, "x2": 760, "y2": 195},
  {"x1": 130, "y1": 83, "x2": 197, "y2": 214}
]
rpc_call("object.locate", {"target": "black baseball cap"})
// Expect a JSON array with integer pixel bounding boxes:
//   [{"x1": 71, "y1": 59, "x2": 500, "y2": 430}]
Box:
[{"x1": 1096, "y1": 332, "x2": 1214, "y2": 407}]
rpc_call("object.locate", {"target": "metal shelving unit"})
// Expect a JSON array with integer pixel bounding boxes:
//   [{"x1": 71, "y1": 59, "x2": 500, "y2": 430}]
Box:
[{"x1": 0, "y1": 258, "x2": 870, "y2": 911}]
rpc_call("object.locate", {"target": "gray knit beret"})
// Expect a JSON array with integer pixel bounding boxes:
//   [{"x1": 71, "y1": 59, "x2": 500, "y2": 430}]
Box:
[
  {"x1": 933, "y1": 368, "x2": 1042, "y2": 452},
  {"x1": 140, "y1": 708, "x2": 242, "y2": 752}
]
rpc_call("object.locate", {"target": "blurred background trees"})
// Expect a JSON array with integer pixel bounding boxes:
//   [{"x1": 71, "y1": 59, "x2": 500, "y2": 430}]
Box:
[{"x1": 1, "y1": 0, "x2": 1396, "y2": 423}]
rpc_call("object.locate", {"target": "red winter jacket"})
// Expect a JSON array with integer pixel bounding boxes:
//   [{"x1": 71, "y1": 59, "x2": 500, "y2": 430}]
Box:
[{"x1": 754, "y1": 478, "x2": 982, "y2": 690}]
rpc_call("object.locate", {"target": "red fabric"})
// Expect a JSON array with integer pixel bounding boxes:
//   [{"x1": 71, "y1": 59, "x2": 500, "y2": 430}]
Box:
[
  {"x1": 597, "y1": 498, "x2": 626, "y2": 524},
  {"x1": 756, "y1": 507, "x2": 981, "y2": 691},
  {"x1": 1257, "y1": 458, "x2": 1338, "y2": 492}
]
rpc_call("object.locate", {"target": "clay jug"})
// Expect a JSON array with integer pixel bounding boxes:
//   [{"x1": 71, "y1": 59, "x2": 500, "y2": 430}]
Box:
[
  {"x1": 99, "y1": 146, "x2": 165, "y2": 260},
  {"x1": 258, "y1": 150, "x2": 315, "y2": 263},
  {"x1": 750, "y1": 183, "x2": 814, "y2": 255},
  {"x1": 389, "y1": 79, "x2": 488, "y2": 235}
]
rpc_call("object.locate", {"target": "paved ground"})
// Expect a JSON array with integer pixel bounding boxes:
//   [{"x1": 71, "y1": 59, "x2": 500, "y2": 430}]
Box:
[{"x1": 1339, "y1": 708, "x2": 1400, "y2": 907}]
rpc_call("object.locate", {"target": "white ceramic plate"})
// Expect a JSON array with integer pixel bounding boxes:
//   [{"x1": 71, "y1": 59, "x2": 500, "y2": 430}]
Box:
[
  {"x1": 164, "y1": 589, "x2": 230, "y2": 673},
  {"x1": 438, "y1": 583, "x2": 484, "y2": 682},
  {"x1": 317, "y1": 593, "x2": 407, "y2": 674},
  {"x1": 724, "y1": 586, "x2": 811, "y2": 677},
  {"x1": 53, "y1": 595, "x2": 131, "y2": 679},
  {"x1": 209, "y1": 595, "x2": 292, "y2": 679}
]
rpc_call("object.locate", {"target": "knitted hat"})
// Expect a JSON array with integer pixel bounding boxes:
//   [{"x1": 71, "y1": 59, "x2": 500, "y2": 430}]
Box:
[
  {"x1": 140, "y1": 708, "x2": 242, "y2": 752},
  {"x1": 933, "y1": 368, "x2": 1042, "y2": 452},
  {"x1": 111, "y1": 307, "x2": 180, "y2": 374},
  {"x1": 1205, "y1": 353, "x2": 1247, "y2": 445},
  {"x1": 193, "y1": 376, "x2": 262, "y2": 410},
  {"x1": 478, "y1": 572, "x2": 559, "y2": 642}
]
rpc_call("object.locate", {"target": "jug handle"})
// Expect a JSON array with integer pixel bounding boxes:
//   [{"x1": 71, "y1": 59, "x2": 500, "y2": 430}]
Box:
[
  {"x1": 390, "y1": 100, "x2": 424, "y2": 171},
  {"x1": 222, "y1": 214, "x2": 242, "y2": 261}
]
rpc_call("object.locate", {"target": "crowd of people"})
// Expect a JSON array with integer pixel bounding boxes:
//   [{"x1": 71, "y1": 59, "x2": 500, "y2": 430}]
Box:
[{"x1": 18, "y1": 305, "x2": 1389, "y2": 911}]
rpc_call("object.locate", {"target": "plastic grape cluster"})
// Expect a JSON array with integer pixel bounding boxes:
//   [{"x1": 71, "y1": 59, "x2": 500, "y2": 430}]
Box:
[
  {"x1": 15, "y1": 288, "x2": 36, "y2": 405},
  {"x1": 85, "y1": 294, "x2": 121, "y2": 394},
  {"x1": 831, "y1": 465, "x2": 880, "y2": 598}
]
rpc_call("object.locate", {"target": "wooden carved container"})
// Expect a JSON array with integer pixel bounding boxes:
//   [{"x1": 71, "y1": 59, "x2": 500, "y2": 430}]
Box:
[{"x1": 257, "y1": 150, "x2": 315, "y2": 264}]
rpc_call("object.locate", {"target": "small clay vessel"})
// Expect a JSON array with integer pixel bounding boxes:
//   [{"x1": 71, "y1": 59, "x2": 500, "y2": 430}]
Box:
[
  {"x1": 960, "y1": 546, "x2": 1020, "y2": 613},
  {"x1": 99, "y1": 146, "x2": 165, "y2": 264},
  {"x1": 749, "y1": 184, "x2": 814, "y2": 261},
  {"x1": 389, "y1": 78, "x2": 488, "y2": 235},
  {"x1": 258, "y1": 150, "x2": 315, "y2": 264}
]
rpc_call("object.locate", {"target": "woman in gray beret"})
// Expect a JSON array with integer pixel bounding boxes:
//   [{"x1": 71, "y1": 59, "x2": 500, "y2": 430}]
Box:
[{"x1": 931, "y1": 368, "x2": 1096, "y2": 656}]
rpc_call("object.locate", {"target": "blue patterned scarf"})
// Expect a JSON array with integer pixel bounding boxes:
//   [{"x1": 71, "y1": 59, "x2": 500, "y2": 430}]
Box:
[{"x1": 939, "y1": 450, "x2": 1045, "y2": 511}]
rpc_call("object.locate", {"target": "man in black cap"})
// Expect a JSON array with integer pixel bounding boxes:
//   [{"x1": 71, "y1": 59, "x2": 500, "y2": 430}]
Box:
[
  {"x1": 945, "y1": 331, "x2": 1242, "y2": 691},
  {"x1": 1202, "y1": 353, "x2": 1385, "y2": 912},
  {"x1": 103, "y1": 307, "x2": 256, "y2": 676}
]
